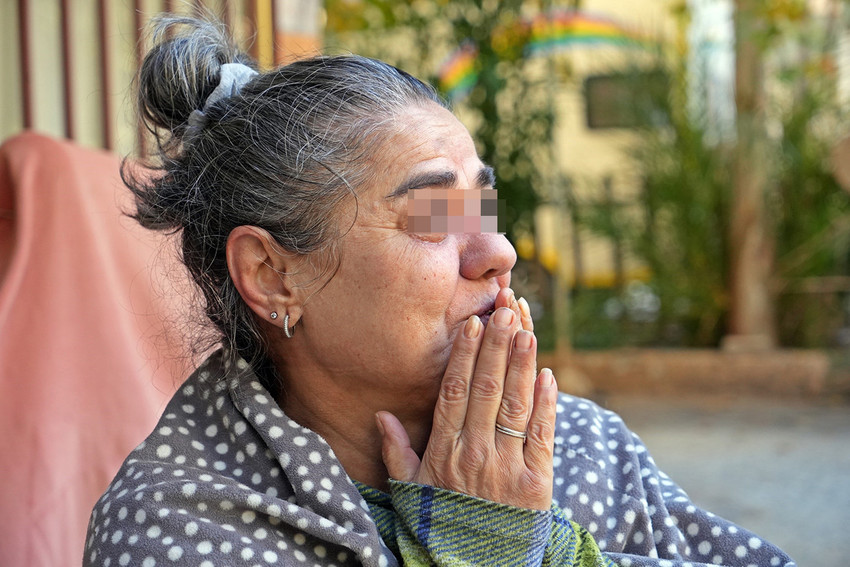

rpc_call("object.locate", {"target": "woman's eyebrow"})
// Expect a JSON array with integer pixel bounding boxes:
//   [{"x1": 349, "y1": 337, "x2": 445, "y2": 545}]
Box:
[
  {"x1": 387, "y1": 170, "x2": 456, "y2": 199},
  {"x1": 386, "y1": 165, "x2": 496, "y2": 200},
  {"x1": 477, "y1": 165, "x2": 496, "y2": 189}
]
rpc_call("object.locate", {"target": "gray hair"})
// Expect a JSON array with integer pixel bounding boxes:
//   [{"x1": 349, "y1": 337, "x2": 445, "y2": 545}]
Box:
[{"x1": 126, "y1": 15, "x2": 445, "y2": 390}]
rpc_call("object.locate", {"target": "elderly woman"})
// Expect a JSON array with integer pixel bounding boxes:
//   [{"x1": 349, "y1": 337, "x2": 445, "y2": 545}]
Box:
[{"x1": 85, "y1": 16, "x2": 794, "y2": 567}]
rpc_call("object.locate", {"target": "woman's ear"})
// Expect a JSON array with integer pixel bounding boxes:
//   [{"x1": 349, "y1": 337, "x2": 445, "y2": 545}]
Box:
[{"x1": 226, "y1": 226, "x2": 304, "y2": 327}]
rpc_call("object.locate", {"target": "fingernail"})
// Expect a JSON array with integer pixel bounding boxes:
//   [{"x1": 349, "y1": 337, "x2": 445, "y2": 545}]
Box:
[
  {"x1": 518, "y1": 297, "x2": 531, "y2": 318},
  {"x1": 541, "y1": 368, "x2": 555, "y2": 387},
  {"x1": 493, "y1": 307, "x2": 514, "y2": 328},
  {"x1": 515, "y1": 330, "x2": 532, "y2": 351},
  {"x1": 464, "y1": 315, "x2": 482, "y2": 338}
]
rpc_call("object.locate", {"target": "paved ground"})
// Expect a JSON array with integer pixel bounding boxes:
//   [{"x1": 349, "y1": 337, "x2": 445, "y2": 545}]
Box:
[{"x1": 599, "y1": 394, "x2": 850, "y2": 567}]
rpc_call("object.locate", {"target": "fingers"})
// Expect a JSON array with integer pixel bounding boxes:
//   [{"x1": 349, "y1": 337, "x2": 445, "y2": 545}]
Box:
[
  {"x1": 495, "y1": 287, "x2": 532, "y2": 333},
  {"x1": 523, "y1": 369, "x2": 557, "y2": 479},
  {"x1": 376, "y1": 411, "x2": 421, "y2": 482},
  {"x1": 495, "y1": 287, "x2": 524, "y2": 330},
  {"x1": 518, "y1": 297, "x2": 533, "y2": 332},
  {"x1": 465, "y1": 287, "x2": 535, "y2": 440},
  {"x1": 430, "y1": 315, "x2": 484, "y2": 447},
  {"x1": 463, "y1": 306, "x2": 516, "y2": 434},
  {"x1": 494, "y1": 287, "x2": 514, "y2": 311},
  {"x1": 406, "y1": 286, "x2": 553, "y2": 510},
  {"x1": 494, "y1": 329, "x2": 537, "y2": 449}
]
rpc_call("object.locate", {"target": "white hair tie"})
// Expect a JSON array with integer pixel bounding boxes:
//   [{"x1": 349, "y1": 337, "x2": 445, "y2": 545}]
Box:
[{"x1": 186, "y1": 63, "x2": 258, "y2": 141}]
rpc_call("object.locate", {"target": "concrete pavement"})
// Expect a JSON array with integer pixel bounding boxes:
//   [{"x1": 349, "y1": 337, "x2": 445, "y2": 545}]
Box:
[{"x1": 600, "y1": 394, "x2": 850, "y2": 567}]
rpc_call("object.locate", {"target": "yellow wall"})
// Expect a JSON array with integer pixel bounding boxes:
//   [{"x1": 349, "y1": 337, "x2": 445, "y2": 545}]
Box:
[{"x1": 539, "y1": 0, "x2": 679, "y2": 287}]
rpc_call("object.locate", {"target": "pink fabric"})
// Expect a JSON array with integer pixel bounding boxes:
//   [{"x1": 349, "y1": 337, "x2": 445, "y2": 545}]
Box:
[{"x1": 0, "y1": 133, "x2": 194, "y2": 567}]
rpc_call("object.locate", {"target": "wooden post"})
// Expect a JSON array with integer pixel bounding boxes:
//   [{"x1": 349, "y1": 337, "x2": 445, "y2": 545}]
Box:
[
  {"x1": 18, "y1": 0, "x2": 32, "y2": 129},
  {"x1": 97, "y1": 0, "x2": 113, "y2": 150},
  {"x1": 133, "y1": 0, "x2": 146, "y2": 156},
  {"x1": 273, "y1": 0, "x2": 321, "y2": 64},
  {"x1": 565, "y1": 178, "x2": 585, "y2": 290},
  {"x1": 59, "y1": 0, "x2": 74, "y2": 140},
  {"x1": 723, "y1": 0, "x2": 777, "y2": 351},
  {"x1": 603, "y1": 175, "x2": 625, "y2": 292}
]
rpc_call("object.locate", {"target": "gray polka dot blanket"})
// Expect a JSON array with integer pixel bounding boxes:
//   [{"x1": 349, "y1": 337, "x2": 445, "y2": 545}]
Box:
[{"x1": 85, "y1": 349, "x2": 796, "y2": 566}]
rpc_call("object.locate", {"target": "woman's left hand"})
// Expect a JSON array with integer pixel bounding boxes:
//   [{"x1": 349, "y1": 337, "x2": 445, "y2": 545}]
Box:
[{"x1": 376, "y1": 288, "x2": 557, "y2": 511}]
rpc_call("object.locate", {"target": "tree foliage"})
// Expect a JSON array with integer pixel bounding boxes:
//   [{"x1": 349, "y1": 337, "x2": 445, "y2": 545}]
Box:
[{"x1": 575, "y1": 3, "x2": 850, "y2": 347}]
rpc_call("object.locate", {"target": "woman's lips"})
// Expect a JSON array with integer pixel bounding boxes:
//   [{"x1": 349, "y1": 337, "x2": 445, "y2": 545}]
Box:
[{"x1": 477, "y1": 305, "x2": 496, "y2": 328}]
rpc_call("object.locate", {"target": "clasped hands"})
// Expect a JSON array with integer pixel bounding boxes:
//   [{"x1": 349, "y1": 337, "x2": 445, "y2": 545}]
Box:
[{"x1": 377, "y1": 287, "x2": 556, "y2": 511}]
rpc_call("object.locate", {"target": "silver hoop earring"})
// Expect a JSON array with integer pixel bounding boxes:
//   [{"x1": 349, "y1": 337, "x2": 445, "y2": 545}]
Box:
[{"x1": 283, "y1": 313, "x2": 294, "y2": 339}]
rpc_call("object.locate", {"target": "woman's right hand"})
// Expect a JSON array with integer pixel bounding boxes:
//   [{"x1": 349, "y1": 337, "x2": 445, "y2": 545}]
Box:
[{"x1": 376, "y1": 287, "x2": 558, "y2": 511}]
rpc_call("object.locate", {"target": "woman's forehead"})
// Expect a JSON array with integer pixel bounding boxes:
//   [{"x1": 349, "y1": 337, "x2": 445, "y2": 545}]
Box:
[
  {"x1": 393, "y1": 104, "x2": 476, "y2": 155},
  {"x1": 372, "y1": 104, "x2": 481, "y2": 185},
  {"x1": 367, "y1": 107, "x2": 502, "y2": 235}
]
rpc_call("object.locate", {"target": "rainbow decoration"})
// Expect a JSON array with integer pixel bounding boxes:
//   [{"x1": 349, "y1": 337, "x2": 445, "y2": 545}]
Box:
[
  {"x1": 438, "y1": 42, "x2": 480, "y2": 101},
  {"x1": 525, "y1": 10, "x2": 643, "y2": 55},
  {"x1": 438, "y1": 10, "x2": 644, "y2": 100}
]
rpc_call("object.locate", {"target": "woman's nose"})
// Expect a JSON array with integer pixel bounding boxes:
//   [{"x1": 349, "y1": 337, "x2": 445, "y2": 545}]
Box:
[{"x1": 459, "y1": 233, "x2": 517, "y2": 281}]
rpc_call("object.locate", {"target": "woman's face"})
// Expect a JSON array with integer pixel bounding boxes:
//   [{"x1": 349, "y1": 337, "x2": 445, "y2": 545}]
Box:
[{"x1": 292, "y1": 102, "x2": 516, "y2": 411}]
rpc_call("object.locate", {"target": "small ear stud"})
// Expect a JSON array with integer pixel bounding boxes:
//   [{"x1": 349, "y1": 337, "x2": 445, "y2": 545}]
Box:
[{"x1": 270, "y1": 311, "x2": 278, "y2": 320}]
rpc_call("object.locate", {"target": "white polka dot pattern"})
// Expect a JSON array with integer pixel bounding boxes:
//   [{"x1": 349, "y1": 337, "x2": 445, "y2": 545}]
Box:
[
  {"x1": 83, "y1": 350, "x2": 795, "y2": 567},
  {"x1": 84, "y1": 351, "x2": 392, "y2": 567},
  {"x1": 550, "y1": 395, "x2": 795, "y2": 567}
]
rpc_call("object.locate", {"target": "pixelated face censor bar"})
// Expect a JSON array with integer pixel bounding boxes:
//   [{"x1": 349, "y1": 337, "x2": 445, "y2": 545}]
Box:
[{"x1": 407, "y1": 188, "x2": 506, "y2": 234}]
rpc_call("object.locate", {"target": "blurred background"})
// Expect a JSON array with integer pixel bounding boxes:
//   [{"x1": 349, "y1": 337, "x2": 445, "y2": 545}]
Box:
[
  {"x1": 6, "y1": 0, "x2": 850, "y2": 355},
  {"x1": 2, "y1": 0, "x2": 849, "y2": 565}
]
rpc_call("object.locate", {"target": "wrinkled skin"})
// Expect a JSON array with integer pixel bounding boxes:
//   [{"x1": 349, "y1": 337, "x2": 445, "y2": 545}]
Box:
[{"x1": 231, "y1": 102, "x2": 556, "y2": 510}]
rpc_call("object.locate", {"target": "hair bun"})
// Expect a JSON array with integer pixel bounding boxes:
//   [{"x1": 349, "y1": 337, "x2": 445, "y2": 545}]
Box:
[{"x1": 137, "y1": 15, "x2": 253, "y2": 150}]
